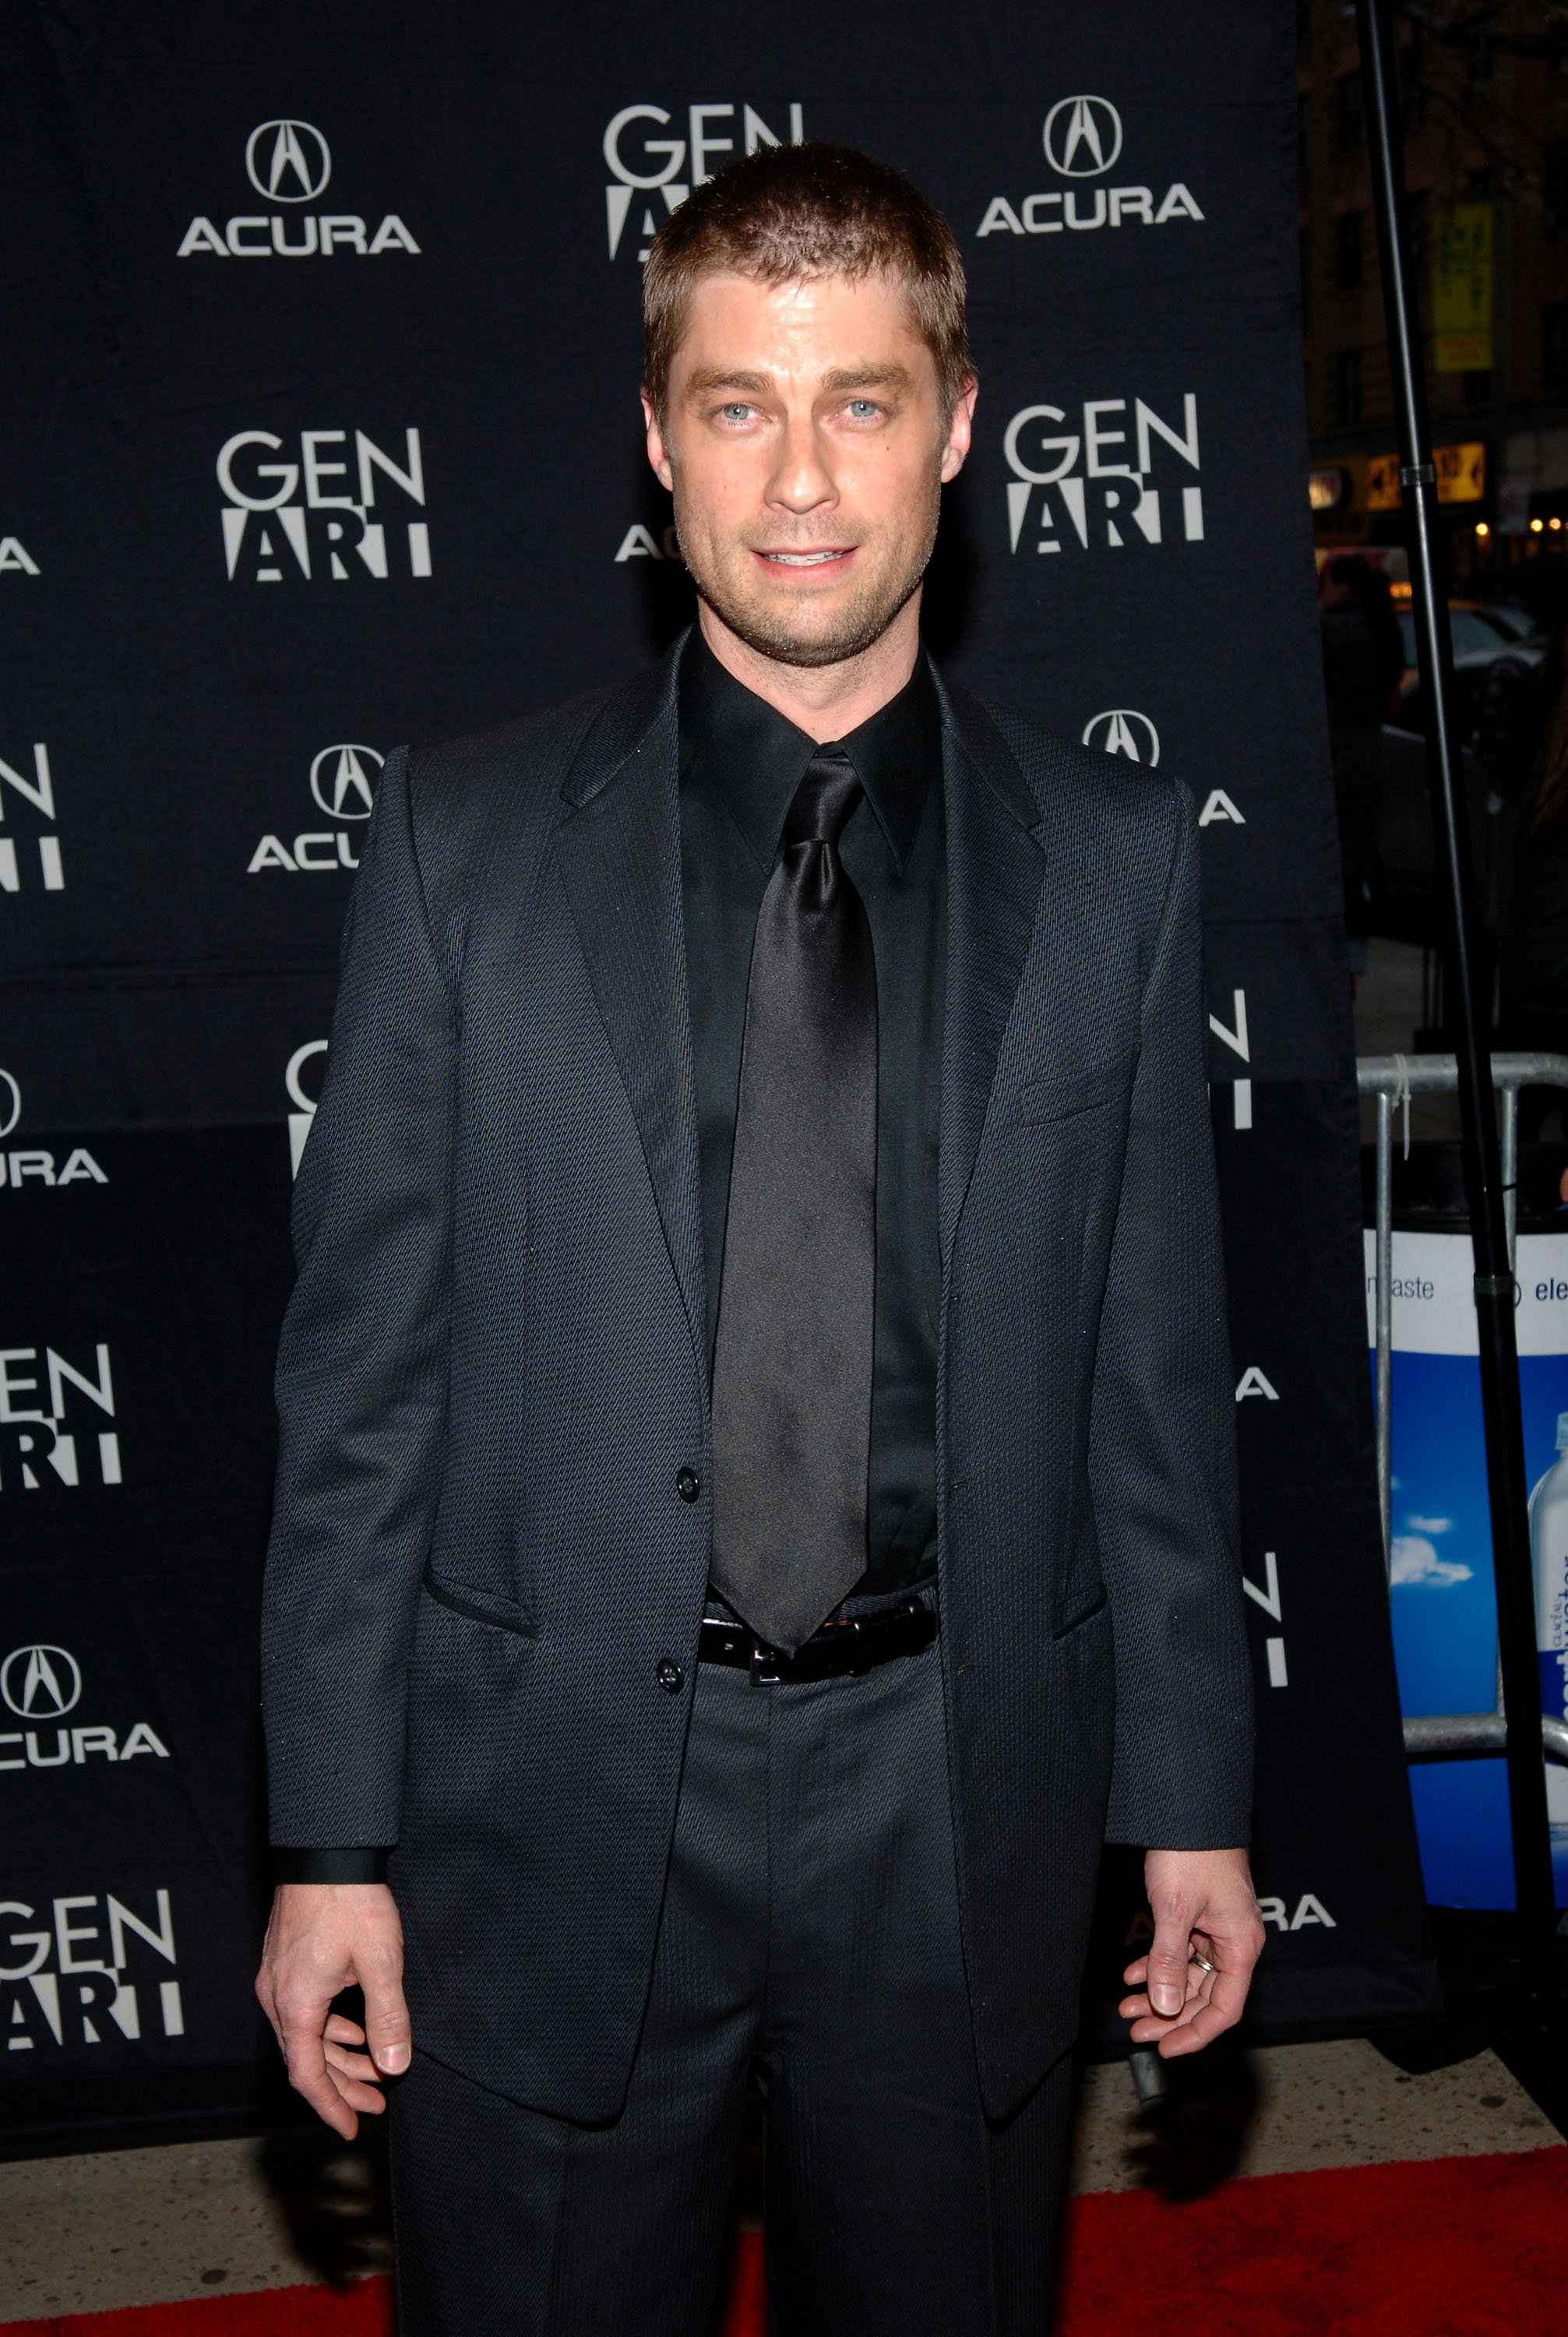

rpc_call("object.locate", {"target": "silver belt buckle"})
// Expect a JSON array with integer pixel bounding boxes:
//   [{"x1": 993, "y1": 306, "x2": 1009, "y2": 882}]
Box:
[{"x1": 749, "y1": 1640, "x2": 782, "y2": 1686}]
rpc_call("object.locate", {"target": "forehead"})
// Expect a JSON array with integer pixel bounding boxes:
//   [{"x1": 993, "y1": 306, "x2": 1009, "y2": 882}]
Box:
[{"x1": 672, "y1": 268, "x2": 933, "y2": 379}]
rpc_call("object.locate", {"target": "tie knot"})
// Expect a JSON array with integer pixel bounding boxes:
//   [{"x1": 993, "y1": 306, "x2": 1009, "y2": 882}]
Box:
[{"x1": 784, "y1": 752, "x2": 863, "y2": 852}]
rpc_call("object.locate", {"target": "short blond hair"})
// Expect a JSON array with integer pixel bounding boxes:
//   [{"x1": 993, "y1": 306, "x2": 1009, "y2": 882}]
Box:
[{"x1": 643, "y1": 141, "x2": 971, "y2": 421}]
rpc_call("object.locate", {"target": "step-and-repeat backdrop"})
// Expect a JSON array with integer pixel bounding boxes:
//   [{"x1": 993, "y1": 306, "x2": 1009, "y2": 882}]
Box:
[{"x1": 2, "y1": 0, "x2": 1440, "y2": 2145}]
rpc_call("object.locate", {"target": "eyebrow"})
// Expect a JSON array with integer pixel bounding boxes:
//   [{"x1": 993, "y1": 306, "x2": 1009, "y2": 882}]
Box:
[
  {"x1": 685, "y1": 368, "x2": 775, "y2": 397},
  {"x1": 683, "y1": 364, "x2": 915, "y2": 399},
  {"x1": 819, "y1": 366, "x2": 914, "y2": 394}
]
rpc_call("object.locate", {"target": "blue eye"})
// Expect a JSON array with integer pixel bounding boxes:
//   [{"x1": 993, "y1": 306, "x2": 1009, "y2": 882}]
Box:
[
  {"x1": 720, "y1": 403, "x2": 752, "y2": 421},
  {"x1": 847, "y1": 400, "x2": 879, "y2": 419}
]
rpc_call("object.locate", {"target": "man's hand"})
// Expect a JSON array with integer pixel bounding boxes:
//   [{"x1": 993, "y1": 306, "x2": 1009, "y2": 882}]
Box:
[
  {"x1": 1119, "y1": 1847, "x2": 1265, "y2": 2060},
  {"x1": 255, "y1": 1883, "x2": 410, "y2": 2138}
]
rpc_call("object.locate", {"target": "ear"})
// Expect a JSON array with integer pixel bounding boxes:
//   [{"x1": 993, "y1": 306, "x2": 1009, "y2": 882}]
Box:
[
  {"x1": 642, "y1": 390, "x2": 675, "y2": 492},
  {"x1": 939, "y1": 374, "x2": 979, "y2": 486}
]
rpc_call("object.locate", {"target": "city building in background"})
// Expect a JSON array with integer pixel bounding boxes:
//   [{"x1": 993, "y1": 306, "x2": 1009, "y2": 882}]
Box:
[{"x1": 1302, "y1": 0, "x2": 1568, "y2": 589}]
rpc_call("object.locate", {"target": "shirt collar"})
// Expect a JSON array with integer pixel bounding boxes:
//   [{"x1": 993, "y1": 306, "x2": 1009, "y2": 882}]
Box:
[{"x1": 678, "y1": 627, "x2": 941, "y2": 876}]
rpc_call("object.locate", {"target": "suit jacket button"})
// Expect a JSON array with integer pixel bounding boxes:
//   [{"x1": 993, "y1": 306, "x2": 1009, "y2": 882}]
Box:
[
  {"x1": 676, "y1": 1468, "x2": 700, "y2": 1503},
  {"x1": 656, "y1": 1658, "x2": 684, "y2": 1693}
]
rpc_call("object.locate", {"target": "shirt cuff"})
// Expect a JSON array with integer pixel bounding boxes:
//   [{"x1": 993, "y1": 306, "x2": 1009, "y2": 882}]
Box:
[{"x1": 273, "y1": 1846, "x2": 392, "y2": 1885}]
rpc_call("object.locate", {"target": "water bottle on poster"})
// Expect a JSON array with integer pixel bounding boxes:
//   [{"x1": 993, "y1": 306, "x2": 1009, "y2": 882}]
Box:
[
  {"x1": 1529, "y1": 1413, "x2": 1568, "y2": 1883},
  {"x1": 1369, "y1": 1213, "x2": 1568, "y2": 1907}
]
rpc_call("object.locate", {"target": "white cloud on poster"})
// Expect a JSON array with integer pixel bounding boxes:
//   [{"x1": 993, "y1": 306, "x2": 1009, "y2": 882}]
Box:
[{"x1": 1390, "y1": 1534, "x2": 1473, "y2": 1588}]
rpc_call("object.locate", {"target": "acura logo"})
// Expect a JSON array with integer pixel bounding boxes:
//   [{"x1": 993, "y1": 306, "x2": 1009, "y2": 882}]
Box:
[
  {"x1": 2, "y1": 1644, "x2": 83, "y2": 1719},
  {"x1": 308, "y1": 743, "x2": 382, "y2": 821},
  {"x1": 1043, "y1": 96, "x2": 1122, "y2": 179},
  {"x1": 0, "y1": 1067, "x2": 19, "y2": 1141},
  {"x1": 286, "y1": 1040, "x2": 328, "y2": 1114},
  {"x1": 245, "y1": 119, "x2": 332, "y2": 203},
  {"x1": 1082, "y1": 709, "x2": 1160, "y2": 766}
]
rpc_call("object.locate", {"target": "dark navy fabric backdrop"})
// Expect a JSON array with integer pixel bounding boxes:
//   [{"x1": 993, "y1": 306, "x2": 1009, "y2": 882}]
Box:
[{"x1": 0, "y1": 0, "x2": 1439, "y2": 2146}]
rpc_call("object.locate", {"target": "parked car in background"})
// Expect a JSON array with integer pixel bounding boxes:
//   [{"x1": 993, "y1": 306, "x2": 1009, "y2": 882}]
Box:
[
  {"x1": 1480, "y1": 601, "x2": 1545, "y2": 646},
  {"x1": 1374, "y1": 719, "x2": 1494, "y2": 939},
  {"x1": 1313, "y1": 552, "x2": 1546, "y2": 942},
  {"x1": 1392, "y1": 594, "x2": 1543, "y2": 795},
  {"x1": 1392, "y1": 597, "x2": 1543, "y2": 688}
]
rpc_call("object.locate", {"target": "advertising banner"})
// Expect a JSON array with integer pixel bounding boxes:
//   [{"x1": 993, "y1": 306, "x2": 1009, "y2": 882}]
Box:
[
  {"x1": 1432, "y1": 201, "x2": 1495, "y2": 374},
  {"x1": 2, "y1": 0, "x2": 1439, "y2": 2145},
  {"x1": 1366, "y1": 1227, "x2": 1568, "y2": 1910}
]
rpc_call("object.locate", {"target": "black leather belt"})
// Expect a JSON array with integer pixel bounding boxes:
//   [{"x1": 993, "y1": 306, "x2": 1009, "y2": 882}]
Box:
[{"x1": 699, "y1": 1597, "x2": 937, "y2": 1684}]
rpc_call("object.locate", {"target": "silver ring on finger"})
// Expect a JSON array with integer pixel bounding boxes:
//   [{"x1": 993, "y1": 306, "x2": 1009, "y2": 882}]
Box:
[{"x1": 1189, "y1": 1948, "x2": 1215, "y2": 1975}]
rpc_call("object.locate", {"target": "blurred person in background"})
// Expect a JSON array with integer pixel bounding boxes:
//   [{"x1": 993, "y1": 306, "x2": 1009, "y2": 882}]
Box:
[
  {"x1": 1497, "y1": 619, "x2": 1568, "y2": 1137},
  {"x1": 1320, "y1": 554, "x2": 1401, "y2": 976},
  {"x1": 1357, "y1": 559, "x2": 1406, "y2": 710}
]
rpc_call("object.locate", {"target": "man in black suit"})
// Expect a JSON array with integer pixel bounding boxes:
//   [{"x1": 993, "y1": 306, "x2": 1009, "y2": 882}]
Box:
[{"x1": 256, "y1": 142, "x2": 1263, "y2": 2335}]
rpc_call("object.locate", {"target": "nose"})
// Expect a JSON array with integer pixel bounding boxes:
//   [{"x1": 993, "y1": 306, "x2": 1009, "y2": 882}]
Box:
[{"x1": 764, "y1": 414, "x2": 838, "y2": 518}]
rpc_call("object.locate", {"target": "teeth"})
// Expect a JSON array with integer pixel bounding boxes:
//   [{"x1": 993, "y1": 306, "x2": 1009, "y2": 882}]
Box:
[{"x1": 766, "y1": 550, "x2": 843, "y2": 566}]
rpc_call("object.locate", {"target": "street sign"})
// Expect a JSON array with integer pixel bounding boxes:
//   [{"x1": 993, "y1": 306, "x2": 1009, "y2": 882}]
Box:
[{"x1": 1365, "y1": 442, "x2": 1486, "y2": 510}]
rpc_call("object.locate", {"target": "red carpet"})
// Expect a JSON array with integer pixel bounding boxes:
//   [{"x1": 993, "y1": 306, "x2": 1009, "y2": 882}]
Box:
[
  {"x1": 2, "y1": 2148, "x2": 1562, "y2": 2336},
  {"x1": 1051, "y1": 2147, "x2": 1568, "y2": 2335}
]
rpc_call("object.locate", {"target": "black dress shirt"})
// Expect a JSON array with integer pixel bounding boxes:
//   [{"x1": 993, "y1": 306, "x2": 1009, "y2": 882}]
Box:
[
  {"x1": 273, "y1": 636, "x2": 946, "y2": 1883},
  {"x1": 678, "y1": 629, "x2": 946, "y2": 1605}
]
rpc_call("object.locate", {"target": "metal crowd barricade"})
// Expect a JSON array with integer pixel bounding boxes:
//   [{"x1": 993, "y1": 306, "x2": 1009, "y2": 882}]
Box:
[{"x1": 1358, "y1": 1050, "x2": 1568, "y2": 1766}]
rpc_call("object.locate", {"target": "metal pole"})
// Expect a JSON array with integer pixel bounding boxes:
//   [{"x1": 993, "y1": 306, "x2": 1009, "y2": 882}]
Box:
[
  {"x1": 1375, "y1": 1087, "x2": 1394, "y2": 1571},
  {"x1": 1355, "y1": 0, "x2": 1559, "y2": 2014}
]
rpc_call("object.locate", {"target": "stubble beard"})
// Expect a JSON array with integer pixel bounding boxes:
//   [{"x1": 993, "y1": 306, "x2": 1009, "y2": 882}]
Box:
[{"x1": 675, "y1": 481, "x2": 943, "y2": 672}]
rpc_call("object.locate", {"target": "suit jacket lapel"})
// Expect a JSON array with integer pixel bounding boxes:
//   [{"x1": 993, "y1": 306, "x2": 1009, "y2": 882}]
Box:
[
  {"x1": 936, "y1": 675, "x2": 1049, "y2": 1268},
  {"x1": 553, "y1": 643, "x2": 1047, "y2": 1360},
  {"x1": 555, "y1": 645, "x2": 708, "y2": 1378}
]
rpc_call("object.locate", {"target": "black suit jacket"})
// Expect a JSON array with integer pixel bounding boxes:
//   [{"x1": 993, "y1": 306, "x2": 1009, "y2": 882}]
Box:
[{"x1": 261, "y1": 636, "x2": 1253, "y2": 2124}]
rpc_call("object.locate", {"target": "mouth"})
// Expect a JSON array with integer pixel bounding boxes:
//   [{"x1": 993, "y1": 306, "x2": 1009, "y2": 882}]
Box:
[{"x1": 752, "y1": 546, "x2": 856, "y2": 576}]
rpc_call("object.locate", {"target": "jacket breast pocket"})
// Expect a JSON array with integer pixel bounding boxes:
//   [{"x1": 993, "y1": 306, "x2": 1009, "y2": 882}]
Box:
[
  {"x1": 1051, "y1": 1580, "x2": 1108, "y2": 1637},
  {"x1": 1017, "y1": 1052, "x2": 1135, "y2": 1126},
  {"x1": 421, "y1": 1563, "x2": 538, "y2": 1641}
]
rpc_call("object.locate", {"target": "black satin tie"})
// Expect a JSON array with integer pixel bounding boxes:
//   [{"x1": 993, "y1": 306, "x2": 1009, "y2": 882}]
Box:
[{"x1": 710, "y1": 751, "x2": 878, "y2": 1654}]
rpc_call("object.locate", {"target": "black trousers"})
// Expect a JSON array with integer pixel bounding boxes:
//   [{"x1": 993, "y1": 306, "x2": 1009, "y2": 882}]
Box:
[{"x1": 389, "y1": 1623, "x2": 1072, "y2": 2335}]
